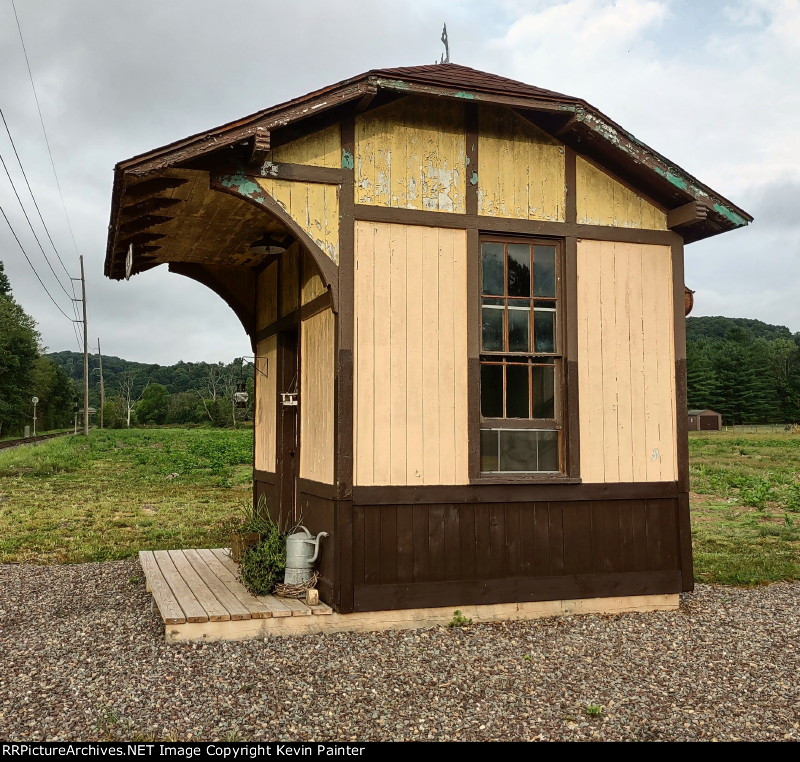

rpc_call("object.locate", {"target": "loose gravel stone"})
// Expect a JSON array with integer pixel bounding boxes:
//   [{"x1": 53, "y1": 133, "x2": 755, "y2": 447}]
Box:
[{"x1": 0, "y1": 561, "x2": 798, "y2": 741}]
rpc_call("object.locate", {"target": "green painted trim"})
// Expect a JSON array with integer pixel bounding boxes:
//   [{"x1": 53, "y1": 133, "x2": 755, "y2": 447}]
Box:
[{"x1": 341, "y1": 149, "x2": 354, "y2": 170}]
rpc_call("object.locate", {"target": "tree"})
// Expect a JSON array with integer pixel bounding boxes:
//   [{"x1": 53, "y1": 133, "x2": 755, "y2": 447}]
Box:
[
  {"x1": 30, "y1": 356, "x2": 76, "y2": 430},
  {"x1": 118, "y1": 369, "x2": 145, "y2": 428},
  {"x1": 686, "y1": 340, "x2": 717, "y2": 410},
  {"x1": 136, "y1": 383, "x2": 169, "y2": 425},
  {"x1": 0, "y1": 262, "x2": 40, "y2": 436}
]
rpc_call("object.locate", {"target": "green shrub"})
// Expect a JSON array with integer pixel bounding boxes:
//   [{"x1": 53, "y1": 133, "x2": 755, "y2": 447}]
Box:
[{"x1": 238, "y1": 525, "x2": 286, "y2": 595}]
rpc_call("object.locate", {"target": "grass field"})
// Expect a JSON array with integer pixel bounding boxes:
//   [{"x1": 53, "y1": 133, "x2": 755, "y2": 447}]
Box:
[
  {"x1": 0, "y1": 428, "x2": 252, "y2": 563},
  {"x1": 689, "y1": 431, "x2": 800, "y2": 585},
  {"x1": 0, "y1": 427, "x2": 798, "y2": 586}
]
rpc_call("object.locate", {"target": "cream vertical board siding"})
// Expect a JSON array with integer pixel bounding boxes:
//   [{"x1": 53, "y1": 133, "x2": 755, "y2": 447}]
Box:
[
  {"x1": 255, "y1": 179, "x2": 339, "y2": 263},
  {"x1": 577, "y1": 240, "x2": 677, "y2": 483},
  {"x1": 576, "y1": 157, "x2": 667, "y2": 230},
  {"x1": 280, "y1": 246, "x2": 300, "y2": 317},
  {"x1": 478, "y1": 106, "x2": 566, "y2": 221},
  {"x1": 256, "y1": 261, "x2": 278, "y2": 331},
  {"x1": 355, "y1": 97, "x2": 466, "y2": 213},
  {"x1": 255, "y1": 335, "x2": 277, "y2": 472},
  {"x1": 354, "y1": 221, "x2": 469, "y2": 486},
  {"x1": 300, "y1": 308, "x2": 335, "y2": 484},
  {"x1": 271, "y1": 124, "x2": 341, "y2": 168},
  {"x1": 301, "y1": 250, "x2": 326, "y2": 305}
]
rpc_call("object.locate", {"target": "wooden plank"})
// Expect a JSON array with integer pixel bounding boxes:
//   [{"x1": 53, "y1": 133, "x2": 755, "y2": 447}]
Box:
[
  {"x1": 412, "y1": 504, "x2": 430, "y2": 583},
  {"x1": 389, "y1": 224, "x2": 408, "y2": 485},
  {"x1": 488, "y1": 503, "x2": 506, "y2": 579},
  {"x1": 276, "y1": 596, "x2": 313, "y2": 616},
  {"x1": 532, "y1": 503, "x2": 550, "y2": 577},
  {"x1": 437, "y1": 229, "x2": 457, "y2": 483},
  {"x1": 396, "y1": 506, "x2": 414, "y2": 585},
  {"x1": 603, "y1": 501, "x2": 622, "y2": 574},
  {"x1": 562, "y1": 503, "x2": 592, "y2": 575},
  {"x1": 254, "y1": 594, "x2": 293, "y2": 618},
  {"x1": 380, "y1": 504, "x2": 398, "y2": 585},
  {"x1": 614, "y1": 245, "x2": 634, "y2": 482},
  {"x1": 599, "y1": 241, "x2": 620, "y2": 482},
  {"x1": 152, "y1": 550, "x2": 208, "y2": 623},
  {"x1": 182, "y1": 549, "x2": 251, "y2": 620},
  {"x1": 404, "y1": 225, "x2": 425, "y2": 484},
  {"x1": 428, "y1": 505, "x2": 446, "y2": 582},
  {"x1": 372, "y1": 223, "x2": 392, "y2": 484},
  {"x1": 352, "y1": 507, "x2": 365, "y2": 587},
  {"x1": 168, "y1": 550, "x2": 230, "y2": 622},
  {"x1": 505, "y1": 503, "x2": 522, "y2": 577},
  {"x1": 548, "y1": 503, "x2": 565, "y2": 576},
  {"x1": 364, "y1": 507, "x2": 381, "y2": 585},
  {"x1": 139, "y1": 551, "x2": 186, "y2": 625},
  {"x1": 197, "y1": 549, "x2": 272, "y2": 618},
  {"x1": 474, "y1": 504, "x2": 492, "y2": 579},
  {"x1": 420, "y1": 225, "x2": 440, "y2": 483},
  {"x1": 310, "y1": 601, "x2": 333, "y2": 616},
  {"x1": 645, "y1": 500, "x2": 664, "y2": 571},
  {"x1": 458, "y1": 504, "x2": 476, "y2": 580},
  {"x1": 354, "y1": 222, "x2": 375, "y2": 485},
  {"x1": 628, "y1": 248, "x2": 648, "y2": 482},
  {"x1": 443, "y1": 504, "x2": 461, "y2": 581}
]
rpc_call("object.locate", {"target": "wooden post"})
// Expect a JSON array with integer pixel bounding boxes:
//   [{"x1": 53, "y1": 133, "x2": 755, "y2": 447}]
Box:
[
  {"x1": 97, "y1": 338, "x2": 105, "y2": 429},
  {"x1": 80, "y1": 255, "x2": 89, "y2": 436}
]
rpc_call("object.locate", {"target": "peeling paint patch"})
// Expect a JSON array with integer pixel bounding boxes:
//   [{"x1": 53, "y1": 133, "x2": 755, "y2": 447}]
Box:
[
  {"x1": 653, "y1": 166, "x2": 689, "y2": 191},
  {"x1": 454, "y1": 91, "x2": 475, "y2": 99},
  {"x1": 341, "y1": 148, "x2": 354, "y2": 170},
  {"x1": 712, "y1": 203, "x2": 748, "y2": 226},
  {"x1": 470, "y1": 171, "x2": 478, "y2": 186}
]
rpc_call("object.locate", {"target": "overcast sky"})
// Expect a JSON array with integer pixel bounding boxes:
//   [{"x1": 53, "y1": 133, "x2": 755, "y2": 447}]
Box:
[{"x1": 1, "y1": 0, "x2": 798, "y2": 365}]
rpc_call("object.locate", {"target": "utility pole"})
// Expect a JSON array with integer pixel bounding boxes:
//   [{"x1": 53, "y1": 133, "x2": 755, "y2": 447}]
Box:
[
  {"x1": 80, "y1": 255, "x2": 89, "y2": 436},
  {"x1": 97, "y1": 338, "x2": 105, "y2": 429}
]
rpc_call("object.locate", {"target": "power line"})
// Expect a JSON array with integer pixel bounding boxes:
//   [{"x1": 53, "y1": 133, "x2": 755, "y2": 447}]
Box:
[
  {"x1": 0, "y1": 202, "x2": 76, "y2": 322},
  {"x1": 10, "y1": 0, "x2": 81, "y2": 259},
  {"x1": 0, "y1": 150, "x2": 72, "y2": 299},
  {"x1": 0, "y1": 108, "x2": 74, "y2": 279}
]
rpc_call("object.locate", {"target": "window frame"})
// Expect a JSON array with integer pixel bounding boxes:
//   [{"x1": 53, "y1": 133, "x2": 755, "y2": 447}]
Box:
[{"x1": 469, "y1": 233, "x2": 580, "y2": 484}]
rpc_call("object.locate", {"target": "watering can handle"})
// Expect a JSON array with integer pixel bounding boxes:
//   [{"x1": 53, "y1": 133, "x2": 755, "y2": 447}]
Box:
[
  {"x1": 297, "y1": 525, "x2": 311, "y2": 537},
  {"x1": 308, "y1": 531, "x2": 329, "y2": 563}
]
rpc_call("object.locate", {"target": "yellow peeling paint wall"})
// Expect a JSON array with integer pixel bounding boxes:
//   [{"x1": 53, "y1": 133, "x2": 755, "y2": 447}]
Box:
[
  {"x1": 272, "y1": 124, "x2": 341, "y2": 168},
  {"x1": 255, "y1": 179, "x2": 339, "y2": 263},
  {"x1": 354, "y1": 221, "x2": 469, "y2": 486},
  {"x1": 577, "y1": 241, "x2": 677, "y2": 483},
  {"x1": 300, "y1": 309, "x2": 335, "y2": 484},
  {"x1": 478, "y1": 106, "x2": 565, "y2": 221},
  {"x1": 301, "y1": 250, "x2": 326, "y2": 305},
  {"x1": 355, "y1": 97, "x2": 466, "y2": 212},
  {"x1": 255, "y1": 263, "x2": 278, "y2": 472},
  {"x1": 576, "y1": 157, "x2": 667, "y2": 229}
]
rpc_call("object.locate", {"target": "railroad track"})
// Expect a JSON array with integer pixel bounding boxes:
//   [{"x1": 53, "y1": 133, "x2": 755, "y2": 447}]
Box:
[{"x1": 0, "y1": 431, "x2": 73, "y2": 451}]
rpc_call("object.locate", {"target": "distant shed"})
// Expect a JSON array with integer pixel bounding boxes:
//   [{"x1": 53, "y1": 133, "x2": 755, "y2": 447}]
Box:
[{"x1": 688, "y1": 409, "x2": 722, "y2": 431}]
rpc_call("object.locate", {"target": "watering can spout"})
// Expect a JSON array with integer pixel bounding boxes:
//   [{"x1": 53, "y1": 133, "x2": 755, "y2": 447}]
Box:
[{"x1": 309, "y1": 531, "x2": 329, "y2": 564}]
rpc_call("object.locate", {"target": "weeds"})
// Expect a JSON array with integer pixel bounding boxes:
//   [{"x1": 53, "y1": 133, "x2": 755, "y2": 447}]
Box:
[{"x1": 448, "y1": 610, "x2": 472, "y2": 628}]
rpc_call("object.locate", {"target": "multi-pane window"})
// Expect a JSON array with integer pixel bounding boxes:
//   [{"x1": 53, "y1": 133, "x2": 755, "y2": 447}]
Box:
[{"x1": 479, "y1": 238, "x2": 562, "y2": 474}]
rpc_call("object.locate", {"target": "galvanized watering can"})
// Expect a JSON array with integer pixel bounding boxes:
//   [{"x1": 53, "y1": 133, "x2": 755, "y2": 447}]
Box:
[{"x1": 284, "y1": 526, "x2": 328, "y2": 584}]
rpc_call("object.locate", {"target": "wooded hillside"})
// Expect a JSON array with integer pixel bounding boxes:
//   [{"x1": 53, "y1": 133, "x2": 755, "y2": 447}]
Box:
[{"x1": 686, "y1": 316, "x2": 800, "y2": 425}]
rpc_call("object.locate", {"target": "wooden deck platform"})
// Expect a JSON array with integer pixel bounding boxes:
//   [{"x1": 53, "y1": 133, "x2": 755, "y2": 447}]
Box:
[{"x1": 140, "y1": 548, "x2": 678, "y2": 643}]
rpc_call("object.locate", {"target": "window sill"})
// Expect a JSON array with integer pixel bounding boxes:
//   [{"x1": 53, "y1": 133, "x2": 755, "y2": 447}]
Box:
[{"x1": 471, "y1": 474, "x2": 582, "y2": 485}]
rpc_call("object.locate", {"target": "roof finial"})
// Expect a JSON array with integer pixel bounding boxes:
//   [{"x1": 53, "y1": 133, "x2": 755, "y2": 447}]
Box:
[{"x1": 438, "y1": 23, "x2": 450, "y2": 64}]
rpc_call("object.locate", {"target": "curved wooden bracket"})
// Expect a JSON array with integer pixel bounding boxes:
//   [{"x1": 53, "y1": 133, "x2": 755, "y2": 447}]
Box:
[
  {"x1": 209, "y1": 170, "x2": 339, "y2": 313},
  {"x1": 168, "y1": 262, "x2": 256, "y2": 348}
]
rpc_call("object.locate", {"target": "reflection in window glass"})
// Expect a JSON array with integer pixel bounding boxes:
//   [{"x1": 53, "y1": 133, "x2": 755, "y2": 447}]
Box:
[
  {"x1": 481, "y1": 243, "x2": 504, "y2": 295},
  {"x1": 478, "y1": 429, "x2": 560, "y2": 473},
  {"x1": 507, "y1": 307, "x2": 530, "y2": 353},
  {"x1": 532, "y1": 365, "x2": 555, "y2": 418},
  {"x1": 480, "y1": 429, "x2": 499, "y2": 472},
  {"x1": 534, "y1": 310, "x2": 556, "y2": 353},
  {"x1": 506, "y1": 365, "x2": 529, "y2": 418},
  {"x1": 499, "y1": 429, "x2": 539, "y2": 471},
  {"x1": 480, "y1": 364, "x2": 503, "y2": 418},
  {"x1": 507, "y1": 244, "x2": 531, "y2": 297},
  {"x1": 534, "y1": 246, "x2": 556, "y2": 297},
  {"x1": 482, "y1": 304, "x2": 503, "y2": 351},
  {"x1": 537, "y1": 431, "x2": 559, "y2": 472}
]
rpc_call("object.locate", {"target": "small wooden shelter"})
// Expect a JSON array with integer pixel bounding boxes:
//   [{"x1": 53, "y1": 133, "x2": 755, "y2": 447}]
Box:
[
  {"x1": 688, "y1": 409, "x2": 723, "y2": 431},
  {"x1": 105, "y1": 64, "x2": 750, "y2": 617}
]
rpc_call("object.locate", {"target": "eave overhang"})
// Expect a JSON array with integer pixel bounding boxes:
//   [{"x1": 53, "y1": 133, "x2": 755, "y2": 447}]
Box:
[{"x1": 105, "y1": 65, "x2": 752, "y2": 279}]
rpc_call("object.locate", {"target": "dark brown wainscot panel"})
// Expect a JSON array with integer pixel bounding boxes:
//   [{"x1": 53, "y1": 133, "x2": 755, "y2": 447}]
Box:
[{"x1": 349, "y1": 484, "x2": 684, "y2": 613}]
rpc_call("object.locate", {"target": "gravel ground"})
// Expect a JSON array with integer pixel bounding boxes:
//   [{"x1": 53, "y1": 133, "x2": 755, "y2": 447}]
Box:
[{"x1": 0, "y1": 561, "x2": 798, "y2": 742}]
